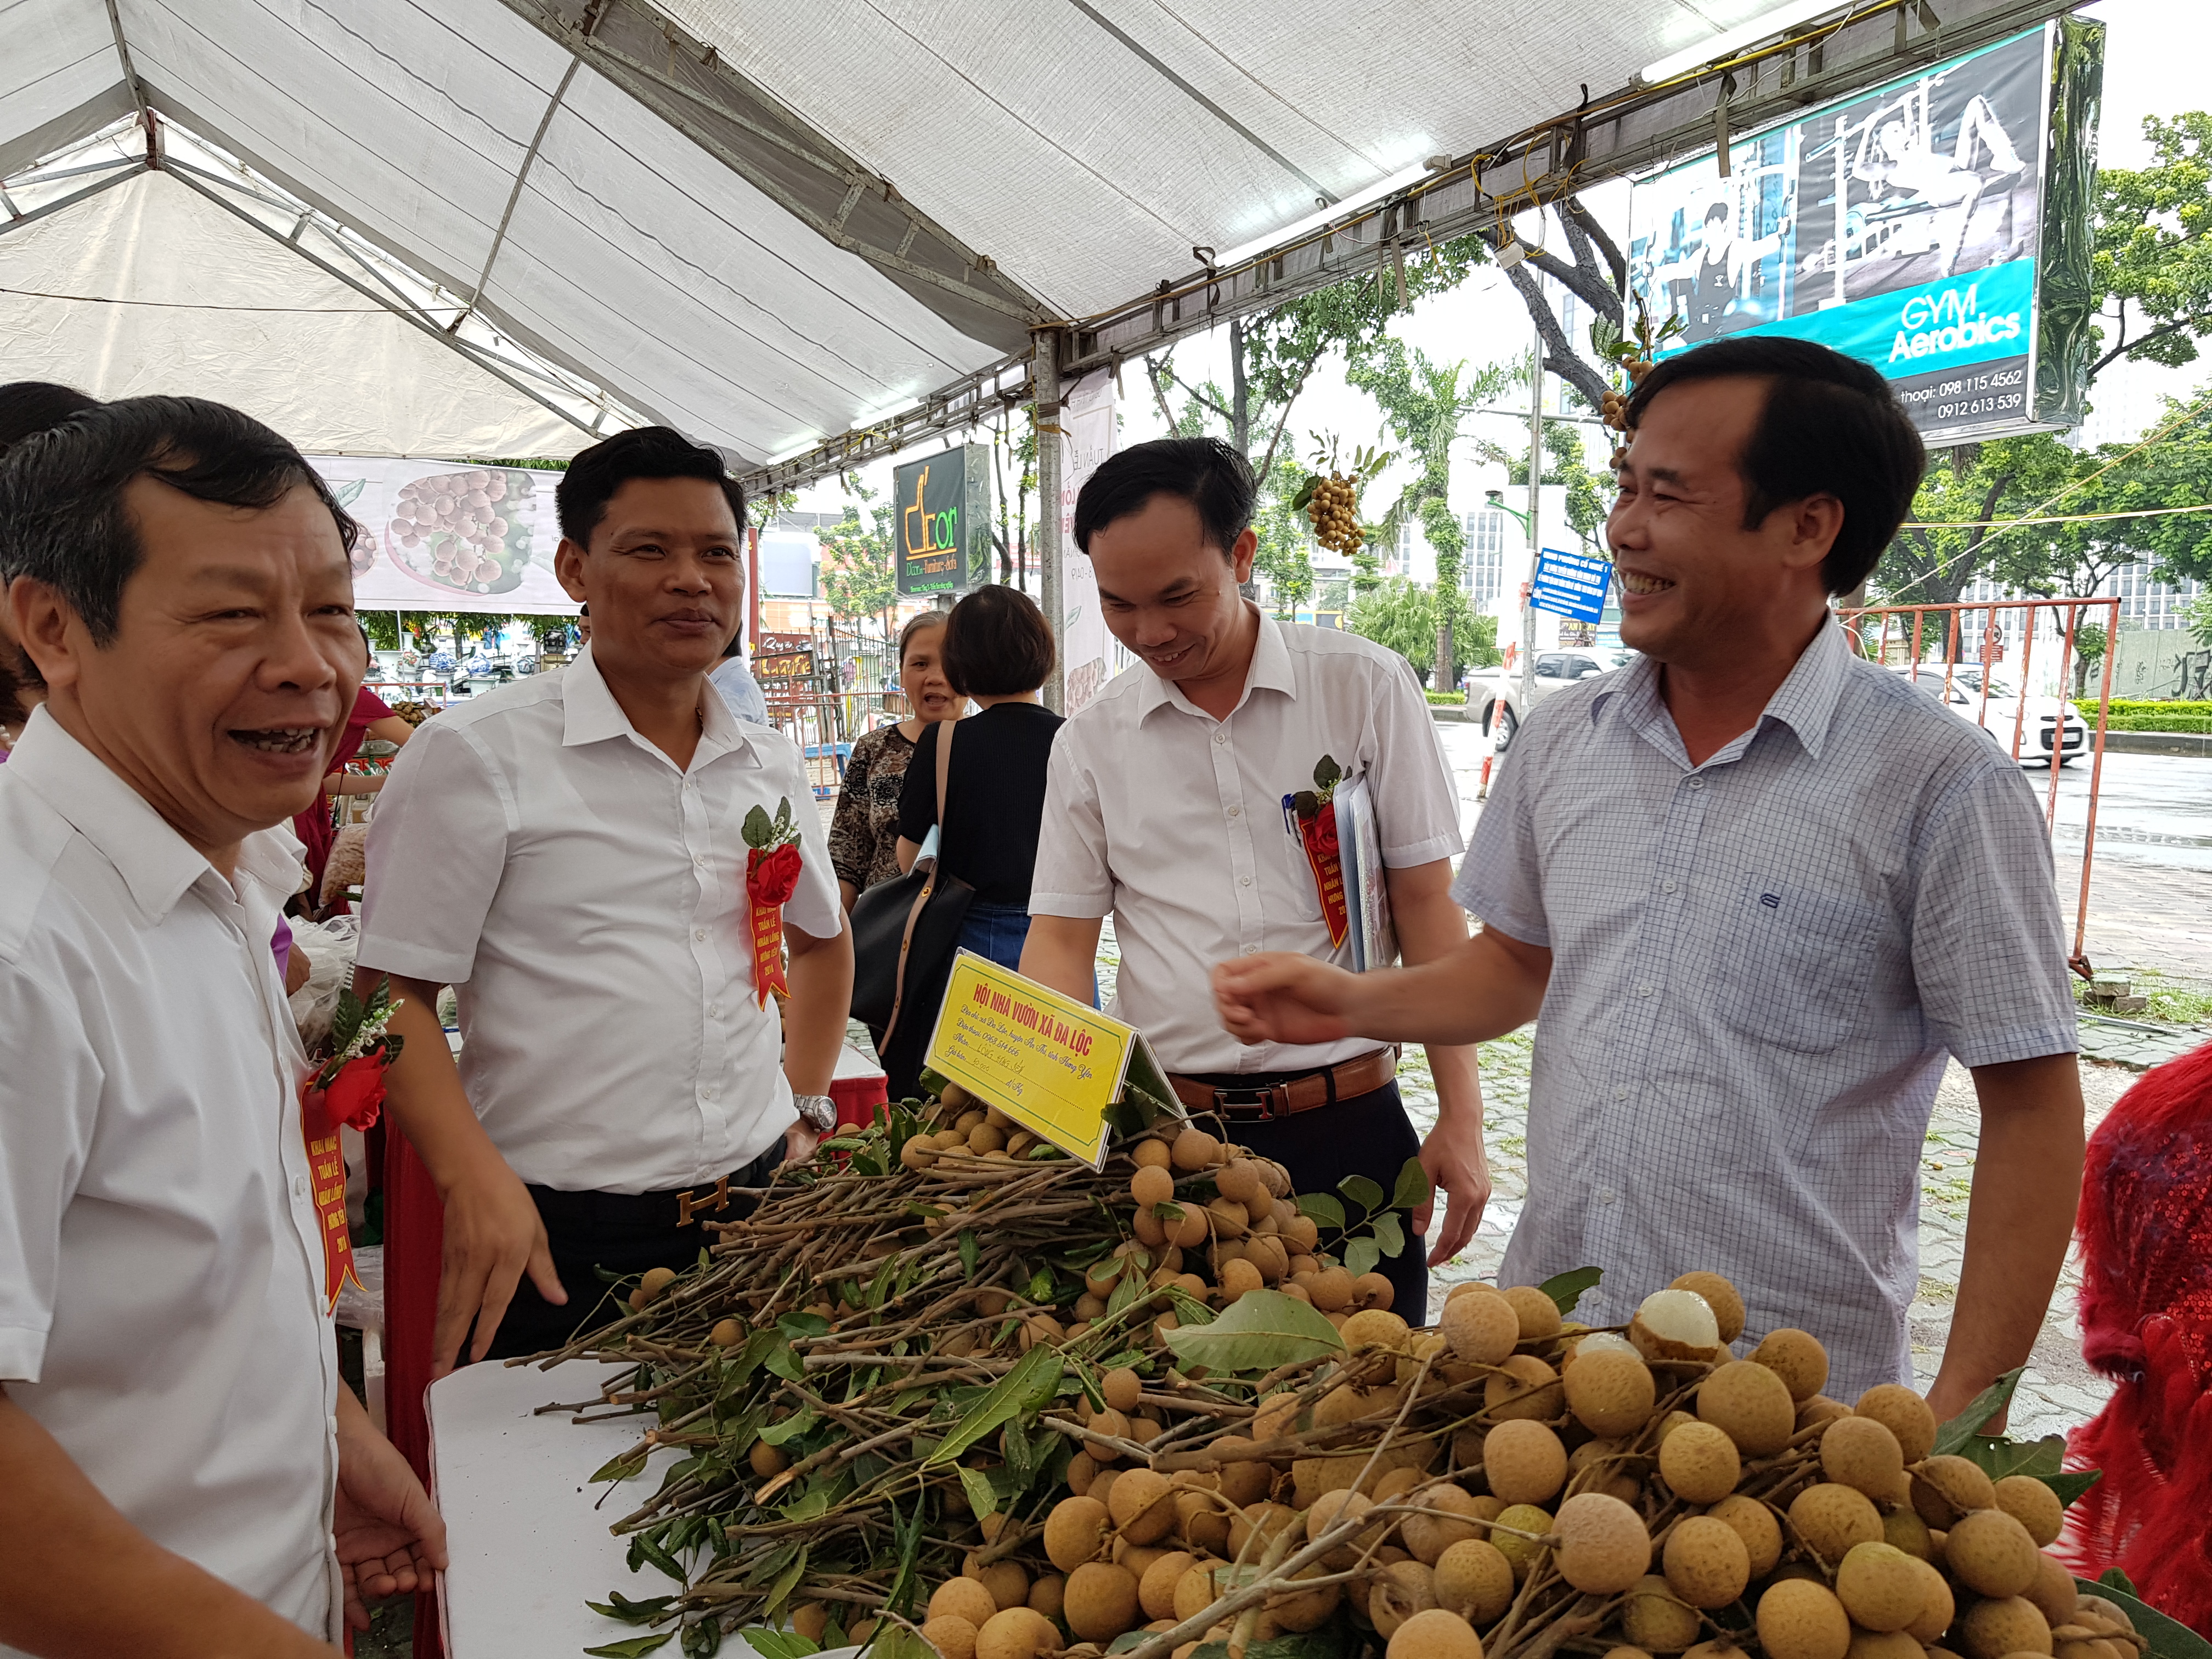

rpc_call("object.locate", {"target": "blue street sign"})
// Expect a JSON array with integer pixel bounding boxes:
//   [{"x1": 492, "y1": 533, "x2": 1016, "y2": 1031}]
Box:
[{"x1": 1530, "y1": 546, "x2": 1612, "y2": 624}]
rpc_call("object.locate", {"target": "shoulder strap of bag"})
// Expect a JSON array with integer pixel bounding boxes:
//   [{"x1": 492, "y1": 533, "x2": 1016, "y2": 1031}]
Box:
[{"x1": 882, "y1": 720, "x2": 956, "y2": 1051}]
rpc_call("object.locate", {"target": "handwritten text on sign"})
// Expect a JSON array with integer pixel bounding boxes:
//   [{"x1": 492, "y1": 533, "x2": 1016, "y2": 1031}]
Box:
[{"x1": 926, "y1": 952, "x2": 1140, "y2": 1168}]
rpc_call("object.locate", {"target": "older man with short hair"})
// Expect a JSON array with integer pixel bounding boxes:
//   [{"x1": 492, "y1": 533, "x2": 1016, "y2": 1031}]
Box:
[
  {"x1": 0, "y1": 396, "x2": 444, "y2": 1656},
  {"x1": 1215, "y1": 337, "x2": 2084, "y2": 1409}
]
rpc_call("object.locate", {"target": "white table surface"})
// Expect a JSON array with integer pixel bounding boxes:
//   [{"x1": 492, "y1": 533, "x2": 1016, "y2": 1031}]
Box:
[{"x1": 427, "y1": 1358, "x2": 682, "y2": 1656}]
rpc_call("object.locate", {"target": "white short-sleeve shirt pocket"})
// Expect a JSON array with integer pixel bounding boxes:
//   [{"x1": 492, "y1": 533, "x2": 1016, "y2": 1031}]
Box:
[{"x1": 1712, "y1": 876, "x2": 1885, "y2": 1053}]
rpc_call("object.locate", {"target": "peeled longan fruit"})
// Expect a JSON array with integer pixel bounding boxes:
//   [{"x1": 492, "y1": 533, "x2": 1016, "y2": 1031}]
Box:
[
  {"x1": 1171, "y1": 1127, "x2": 1220, "y2": 1171},
  {"x1": 1835, "y1": 1541, "x2": 1924, "y2": 1632},
  {"x1": 1065, "y1": 1561, "x2": 1142, "y2": 1642},
  {"x1": 1657, "y1": 1420, "x2": 1741, "y2": 1504},
  {"x1": 1442, "y1": 1289, "x2": 1521, "y2": 1365},
  {"x1": 2024, "y1": 1550, "x2": 2079, "y2": 1626},
  {"x1": 1109, "y1": 1468, "x2": 1178, "y2": 1545},
  {"x1": 977, "y1": 1605, "x2": 1060, "y2": 1659},
  {"x1": 1371, "y1": 1560, "x2": 1440, "y2": 1640},
  {"x1": 1699, "y1": 1359, "x2": 1798, "y2": 1455},
  {"x1": 932, "y1": 1578, "x2": 1002, "y2": 1628},
  {"x1": 1945, "y1": 1506, "x2": 2042, "y2": 1598},
  {"x1": 1854, "y1": 1384, "x2": 1938, "y2": 1465},
  {"x1": 1663, "y1": 1515, "x2": 1751, "y2": 1609},
  {"x1": 1959, "y1": 1595, "x2": 2053, "y2": 1659},
  {"x1": 1485, "y1": 1355, "x2": 1564, "y2": 1421},
  {"x1": 1404, "y1": 1483, "x2": 1485, "y2": 1565},
  {"x1": 924, "y1": 1615, "x2": 980, "y2": 1659},
  {"x1": 1903, "y1": 1555, "x2": 1955, "y2": 1644},
  {"x1": 1757, "y1": 1579, "x2": 1852, "y2": 1659},
  {"x1": 1820, "y1": 1414, "x2": 1905, "y2": 1498},
  {"x1": 1748, "y1": 1329, "x2": 1829, "y2": 1404},
  {"x1": 1788, "y1": 1482, "x2": 1883, "y2": 1569},
  {"x1": 1566, "y1": 1347, "x2": 1659, "y2": 1438},
  {"x1": 1434, "y1": 1538, "x2": 1516, "y2": 1624},
  {"x1": 1668, "y1": 1272, "x2": 1747, "y2": 1344},
  {"x1": 1554, "y1": 1492, "x2": 1653, "y2": 1594},
  {"x1": 1706, "y1": 1493, "x2": 1783, "y2": 1577},
  {"x1": 1630, "y1": 1289, "x2": 1723, "y2": 1363},
  {"x1": 1045, "y1": 1494, "x2": 1111, "y2": 1572},
  {"x1": 1503, "y1": 1284, "x2": 1564, "y2": 1342},
  {"x1": 1623, "y1": 1575, "x2": 1704, "y2": 1653},
  {"x1": 1910, "y1": 1454, "x2": 1997, "y2": 1529},
  {"x1": 1994, "y1": 1474, "x2": 2067, "y2": 1549},
  {"x1": 1386, "y1": 1607, "x2": 1485, "y2": 1659},
  {"x1": 1483, "y1": 1419, "x2": 1569, "y2": 1506}
]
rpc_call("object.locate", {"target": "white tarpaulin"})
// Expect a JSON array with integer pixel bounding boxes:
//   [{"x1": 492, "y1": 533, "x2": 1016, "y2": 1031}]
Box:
[
  {"x1": 1, "y1": 0, "x2": 1803, "y2": 467},
  {"x1": 1056, "y1": 370, "x2": 1118, "y2": 718},
  {"x1": 307, "y1": 456, "x2": 580, "y2": 617},
  {"x1": 1, "y1": 171, "x2": 584, "y2": 459}
]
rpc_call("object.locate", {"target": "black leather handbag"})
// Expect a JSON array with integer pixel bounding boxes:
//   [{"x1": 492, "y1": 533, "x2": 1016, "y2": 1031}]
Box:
[{"x1": 848, "y1": 720, "x2": 971, "y2": 1067}]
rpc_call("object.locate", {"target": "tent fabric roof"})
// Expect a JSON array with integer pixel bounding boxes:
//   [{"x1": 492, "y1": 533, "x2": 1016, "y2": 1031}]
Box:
[{"x1": 3, "y1": 0, "x2": 1780, "y2": 464}]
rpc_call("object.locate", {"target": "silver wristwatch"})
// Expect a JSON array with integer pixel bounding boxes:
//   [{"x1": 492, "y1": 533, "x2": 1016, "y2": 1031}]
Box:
[{"x1": 792, "y1": 1093, "x2": 837, "y2": 1132}]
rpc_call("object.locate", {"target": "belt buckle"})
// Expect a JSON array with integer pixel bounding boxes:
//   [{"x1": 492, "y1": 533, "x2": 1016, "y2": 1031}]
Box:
[
  {"x1": 1216, "y1": 1084, "x2": 1289, "y2": 1121},
  {"x1": 677, "y1": 1174, "x2": 731, "y2": 1227}
]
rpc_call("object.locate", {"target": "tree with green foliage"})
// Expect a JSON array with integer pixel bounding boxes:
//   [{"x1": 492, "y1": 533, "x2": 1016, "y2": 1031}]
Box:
[
  {"x1": 819, "y1": 475, "x2": 899, "y2": 636},
  {"x1": 1476, "y1": 420, "x2": 1613, "y2": 557},
  {"x1": 1345, "y1": 577, "x2": 1497, "y2": 685},
  {"x1": 1346, "y1": 343, "x2": 1517, "y2": 691},
  {"x1": 1252, "y1": 457, "x2": 1317, "y2": 617},
  {"x1": 2092, "y1": 112, "x2": 2212, "y2": 379}
]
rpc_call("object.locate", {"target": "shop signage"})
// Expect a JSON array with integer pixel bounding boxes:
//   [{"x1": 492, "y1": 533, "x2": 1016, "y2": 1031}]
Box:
[
  {"x1": 1530, "y1": 547, "x2": 1612, "y2": 624},
  {"x1": 925, "y1": 952, "x2": 1175, "y2": 1169},
  {"x1": 893, "y1": 445, "x2": 992, "y2": 596}
]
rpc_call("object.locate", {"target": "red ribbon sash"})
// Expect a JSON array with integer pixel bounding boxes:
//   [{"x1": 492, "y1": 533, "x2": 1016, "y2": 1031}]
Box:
[
  {"x1": 746, "y1": 843, "x2": 802, "y2": 1008},
  {"x1": 1297, "y1": 803, "x2": 1351, "y2": 949},
  {"x1": 300, "y1": 1090, "x2": 361, "y2": 1314}
]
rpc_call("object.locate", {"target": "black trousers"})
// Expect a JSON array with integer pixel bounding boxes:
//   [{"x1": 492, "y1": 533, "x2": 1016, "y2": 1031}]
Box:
[
  {"x1": 1182, "y1": 1079, "x2": 1429, "y2": 1321},
  {"x1": 481, "y1": 1142, "x2": 781, "y2": 1361}
]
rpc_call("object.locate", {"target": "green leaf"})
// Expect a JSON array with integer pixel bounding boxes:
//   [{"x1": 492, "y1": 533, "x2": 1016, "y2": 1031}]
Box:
[
  {"x1": 588, "y1": 1592, "x2": 679, "y2": 1623},
  {"x1": 1368, "y1": 1212, "x2": 1405, "y2": 1259},
  {"x1": 780, "y1": 1483, "x2": 833, "y2": 1522},
  {"x1": 742, "y1": 804, "x2": 775, "y2": 848},
  {"x1": 590, "y1": 1441, "x2": 653, "y2": 1483},
  {"x1": 1297, "y1": 1193, "x2": 1346, "y2": 1231},
  {"x1": 762, "y1": 1338, "x2": 804, "y2": 1384},
  {"x1": 1106, "y1": 1269, "x2": 1146, "y2": 1321},
  {"x1": 1931, "y1": 1367, "x2": 2026, "y2": 1454},
  {"x1": 927, "y1": 1345, "x2": 1064, "y2": 1467},
  {"x1": 777, "y1": 1312, "x2": 831, "y2": 1340},
  {"x1": 1390, "y1": 1157, "x2": 1432, "y2": 1213},
  {"x1": 1343, "y1": 1236, "x2": 1381, "y2": 1280},
  {"x1": 2042, "y1": 1468, "x2": 2102, "y2": 1508},
  {"x1": 1313, "y1": 755, "x2": 1342, "y2": 790},
  {"x1": 1338, "y1": 1174, "x2": 1384, "y2": 1215},
  {"x1": 1163, "y1": 1288, "x2": 1345, "y2": 1374},
  {"x1": 1539, "y1": 1266, "x2": 1604, "y2": 1317},
  {"x1": 2075, "y1": 1578, "x2": 2212, "y2": 1659},
  {"x1": 958, "y1": 1464, "x2": 1002, "y2": 1521},
  {"x1": 1026, "y1": 1266, "x2": 1056, "y2": 1303},
  {"x1": 585, "y1": 1636, "x2": 676, "y2": 1658},
  {"x1": 763, "y1": 1544, "x2": 809, "y2": 1618},
  {"x1": 1167, "y1": 1286, "x2": 1216, "y2": 1325},
  {"x1": 741, "y1": 1629, "x2": 821, "y2": 1659},
  {"x1": 1953, "y1": 1432, "x2": 2067, "y2": 1481},
  {"x1": 959, "y1": 1231, "x2": 980, "y2": 1278},
  {"x1": 758, "y1": 1408, "x2": 817, "y2": 1447},
  {"x1": 1290, "y1": 478, "x2": 1320, "y2": 511},
  {"x1": 628, "y1": 1531, "x2": 689, "y2": 1583},
  {"x1": 2099, "y1": 1568, "x2": 2140, "y2": 1596}
]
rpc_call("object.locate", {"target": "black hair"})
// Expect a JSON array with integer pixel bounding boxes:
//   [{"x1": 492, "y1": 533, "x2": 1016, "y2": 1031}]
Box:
[
  {"x1": 0, "y1": 381, "x2": 99, "y2": 456},
  {"x1": 0, "y1": 395, "x2": 360, "y2": 646},
  {"x1": 1623, "y1": 336, "x2": 1926, "y2": 594},
  {"x1": 579, "y1": 603, "x2": 589, "y2": 616},
  {"x1": 940, "y1": 584, "x2": 1055, "y2": 698},
  {"x1": 721, "y1": 631, "x2": 744, "y2": 659},
  {"x1": 556, "y1": 426, "x2": 746, "y2": 546},
  {"x1": 1073, "y1": 435, "x2": 1255, "y2": 558},
  {"x1": 1703, "y1": 201, "x2": 1731, "y2": 223}
]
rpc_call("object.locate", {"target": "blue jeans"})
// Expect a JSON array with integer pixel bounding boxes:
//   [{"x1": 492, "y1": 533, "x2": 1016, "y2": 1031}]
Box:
[{"x1": 957, "y1": 900, "x2": 1032, "y2": 970}]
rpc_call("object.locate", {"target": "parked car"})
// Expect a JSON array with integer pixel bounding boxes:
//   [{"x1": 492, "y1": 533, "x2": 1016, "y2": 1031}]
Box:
[
  {"x1": 1888, "y1": 664, "x2": 2089, "y2": 765},
  {"x1": 1466, "y1": 648, "x2": 1637, "y2": 751}
]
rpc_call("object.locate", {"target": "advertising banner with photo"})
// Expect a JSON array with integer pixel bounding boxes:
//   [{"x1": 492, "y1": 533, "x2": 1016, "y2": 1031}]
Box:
[
  {"x1": 1057, "y1": 370, "x2": 1119, "y2": 717},
  {"x1": 1627, "y1": 22, "x2": 2102, "y2": 444},
  {"x1": 311, "y1": 456, "x2": 579, "y2": 616}
]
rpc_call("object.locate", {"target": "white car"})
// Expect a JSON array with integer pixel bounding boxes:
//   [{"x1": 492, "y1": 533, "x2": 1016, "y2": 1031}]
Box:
[
  {"x1": 1888, "y1": 665, "x2": 2089, "y2": 766},
  {"x1": 1466, "y1": 648, "x2": 1635, "y2": 751}
]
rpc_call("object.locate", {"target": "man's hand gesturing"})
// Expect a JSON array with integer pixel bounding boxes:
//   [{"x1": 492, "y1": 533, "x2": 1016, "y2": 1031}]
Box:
[{"x1": 1211, "y1": 953, "x2": 1362, "y2": 1047}]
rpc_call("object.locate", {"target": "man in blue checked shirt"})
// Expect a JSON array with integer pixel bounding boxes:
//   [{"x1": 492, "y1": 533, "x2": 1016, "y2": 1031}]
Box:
[{"x1": 1214, "y1": 337, "x2": 2083, "y2": 1414}]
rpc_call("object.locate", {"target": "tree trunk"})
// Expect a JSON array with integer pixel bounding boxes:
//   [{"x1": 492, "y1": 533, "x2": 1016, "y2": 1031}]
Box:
[{"x1": 1229, "y1": 318, "x2": 1251, "y2": 459}]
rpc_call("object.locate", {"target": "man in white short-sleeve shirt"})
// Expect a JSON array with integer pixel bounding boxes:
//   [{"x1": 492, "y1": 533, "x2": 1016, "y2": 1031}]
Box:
[
  {"x1": 1020, "y1": 437, "x2": 1491, "y2": 1319},
  {"x1": 358, "y1": 427, "x2": 853, "y2": 1369},
  {"x1": 0, "y1": 396, "x2": 441, "y2": 1656},
  {"x1": 1215, "y1": 339, "x2": 2085, "y2": 1409}
]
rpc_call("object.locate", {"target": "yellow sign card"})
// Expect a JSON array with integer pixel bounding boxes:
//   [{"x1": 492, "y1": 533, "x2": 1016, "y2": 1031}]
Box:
[{"x1": 924, "y1": 950, "x2": 1172, "y2": 1169}]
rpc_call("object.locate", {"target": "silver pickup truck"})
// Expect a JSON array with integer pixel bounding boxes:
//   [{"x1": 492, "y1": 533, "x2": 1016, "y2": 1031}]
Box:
[{"x1": 1465, "y1": 647, "x2": 1636, "y2": 751}]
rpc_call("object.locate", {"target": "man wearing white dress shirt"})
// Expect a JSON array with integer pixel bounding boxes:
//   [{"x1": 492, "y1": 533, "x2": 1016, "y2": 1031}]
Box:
[
  {"x1": 0, "y1": 397, "x2": 442, "y2": 1656},
  {"x1": 1019, "y1": 437, "x2": 1491, "y2": 1319},
  {"x1": 358, "y1": 427, "x2": 853, "y2": 1368}
]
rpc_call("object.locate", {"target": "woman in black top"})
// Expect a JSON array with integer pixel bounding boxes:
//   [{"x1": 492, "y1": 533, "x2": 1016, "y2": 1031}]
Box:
[{"x1": 896, "y1": 585, "x2": 1063, "y2": 970}]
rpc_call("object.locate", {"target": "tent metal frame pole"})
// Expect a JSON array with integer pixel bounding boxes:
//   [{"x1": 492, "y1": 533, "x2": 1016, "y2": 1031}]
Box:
[
  {"x1": 453, "y1": 57, "x2": 583, "y2": 334},
  {"x1": 1034, "y1": 331, "x2": 1065, "y2": 715},
  {"x1": 156, "y1": 162, "x2": 605, "y2": 444},
  {"x1": 0, "y1": 159, "x2": 146, "y2": 239}
]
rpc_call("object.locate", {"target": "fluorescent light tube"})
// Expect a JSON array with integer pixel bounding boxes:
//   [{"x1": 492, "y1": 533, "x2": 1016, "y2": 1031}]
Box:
[
  {"x1": 1639, "y1": 0, "x2": 1850, "y2": 86},
  {"x1": 1214, "y1": 164, "x2": 1431, "y2": 269}
]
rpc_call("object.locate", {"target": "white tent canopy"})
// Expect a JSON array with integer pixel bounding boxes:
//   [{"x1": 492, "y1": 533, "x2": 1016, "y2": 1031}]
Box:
[{"x1": 3, "y1": 0, "x2": 1814, "y2": 465}]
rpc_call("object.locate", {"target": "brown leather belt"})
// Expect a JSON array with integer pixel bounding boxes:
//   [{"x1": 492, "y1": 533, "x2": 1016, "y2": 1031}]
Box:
[{"x1": 1168, "y1": 1047, "x2": 1397, "y2": 1122}]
